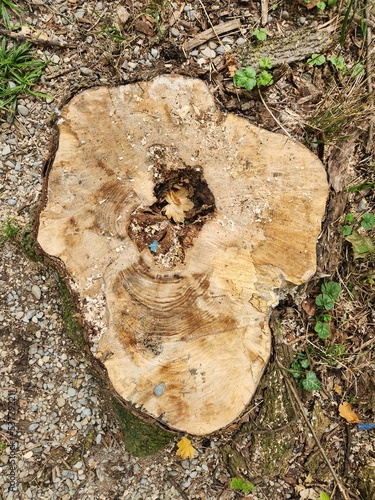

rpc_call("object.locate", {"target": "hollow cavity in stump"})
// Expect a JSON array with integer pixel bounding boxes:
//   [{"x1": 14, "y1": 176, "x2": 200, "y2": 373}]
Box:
[{"x1": 37, "y1": 75, "x2": 329, "y2": 435}]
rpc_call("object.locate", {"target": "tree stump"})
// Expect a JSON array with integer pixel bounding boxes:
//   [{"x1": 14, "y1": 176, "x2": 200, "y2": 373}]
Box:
[{"x1": 37, "y1": 75, "x2": 328, "y2": 435}]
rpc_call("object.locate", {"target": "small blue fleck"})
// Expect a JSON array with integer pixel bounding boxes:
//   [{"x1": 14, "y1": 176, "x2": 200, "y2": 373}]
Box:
[
  {"x1": 149, "y1": 240, "x2": 158, "y2": 253},
  {"x1": 153, "y1": 383, "x2": 165, "y2": 397},
  {"x1": 358, "y1": 423, "x2": 375, "y2": 431}
]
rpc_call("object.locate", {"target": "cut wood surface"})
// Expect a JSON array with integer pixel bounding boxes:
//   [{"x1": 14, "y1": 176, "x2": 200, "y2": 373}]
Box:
[{"x1": 37, "y1": 75, "x2": 329, "y2": 435}]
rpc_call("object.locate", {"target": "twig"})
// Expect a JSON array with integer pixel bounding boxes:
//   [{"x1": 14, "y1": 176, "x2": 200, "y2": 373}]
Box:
[
  {"x1": 183, "y1": 19, "x2": 241, "y2": 51},
  {"x1": 278, "y1": 359, "x2": 351, "y2": 500},
  {"x1": 261, "y1": 0, "x2": 269, "y2": 26},
  {"x1": 344, "y1": 423, "x2": 352, "y2": 476},
  {"x1": 365, "y1": 0, "x2": 374, "y2": 153},
  {"x1": 0, "y1": 28, "x2": 76, "y2": 48},
  {"x1": 257, "y1": 88, "x2": 292, "y2": 139},
  {"x1": 197, "y1": 0, "x2": 226, "y2": 52}
]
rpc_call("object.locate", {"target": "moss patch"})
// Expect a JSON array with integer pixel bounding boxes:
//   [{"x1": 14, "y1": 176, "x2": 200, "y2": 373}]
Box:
[
  {"x1": 112, "y1": 398, "x2": 173, "y2": 457},
  {"x1": 58, "y1": 277, "x2": 85, "y2": 349},
  {"x1": 245, "y1": 362, "x2": 297, "y2": 477}
]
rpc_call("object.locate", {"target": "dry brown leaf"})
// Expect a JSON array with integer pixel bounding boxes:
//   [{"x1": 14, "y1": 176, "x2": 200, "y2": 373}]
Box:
[
  {"x1": 339, "y1": 402, "x2": 360, "y2": 423},
  {"x1": 224, "y1": 52, "x2": 238, "y2": 78},
  {"x1": 301, "y1": 298, "x2": 316, "y2": 316},
  {"x1": 176, "y1": 437, "x2": 196, "y2": 460},
  {"x1": 333, "y1": 384, "x2": 343, "y2": 395}
]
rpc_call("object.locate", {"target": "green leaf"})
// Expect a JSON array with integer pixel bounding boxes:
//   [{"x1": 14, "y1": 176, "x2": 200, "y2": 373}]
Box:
[
  {"x1": 259, "y1": 57, "x2": 272, "y2": 70},
  {"x1": 346, "y1": 230, "x2": 375, "y2": 259},
  {"x1": 320, "y1": 492, "x2": 330, "y2": 500},
  {"x1": 341, "y1": 225, "x2": 352, "y2": 236},
  {"x1": 360, "y1": 213, "x2": 375, "y2": 230},
  {"x1": 317, "y1": 2, "x2": 326, "y2": 10},
  {"x1": 347, "y1": 181, "x2": 375, "y2": 192},
  {"x1": 302, "y1": 371, "x2": 322, "y2": 391},
  {"x1": 351, "y1": 62, "x2": 365, "y2": 77},
  {"x1": 314, "y1": 321, "x2": 330, "y2": 340},
  {"x1": 322, "y1": 281, "x2": 342, "y2": 302},
  {"x1": 233, "y1": 66, "x2": 257, "y2": 90},
  {"x1": 290, "y1": 361, "x2": 302, "y2": 378},
  {"x1": 230, "y1": 477, "x2": 255, "y2": 493},
  {"x1": 254, "y1": 28, "x2": 267, "y2": 41},
  {"x1": 257, "y1": 70, "x2": 273, "y2": 87},
  {"x1": 328, "y1": 55, "x2": 347, "y2": 73},
  {"x1": 307, "y1": 54, "x2": 326, "y2": 66},
  {"x1": 300, "y1": 357, "x2": 311, "y2": 369},
  {"x1": 322, "y1": 313, "x2": 332, "y2": 322},
  {"x1": 345, "y1": 213, "x2": 355, "y2": 223},
  {"x1": 327, "y1": 0, "x2": 338, "y2": 6},
  {"x1": 315, "y1": 293, "x2": 334, "y2": 310},
  {"x1": 330, "y1": 343, "x2": 345, "y2": 356}
]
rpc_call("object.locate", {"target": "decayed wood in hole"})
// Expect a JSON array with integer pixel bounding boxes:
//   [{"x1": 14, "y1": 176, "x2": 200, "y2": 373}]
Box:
[
  {"x1": 37, "y1": 75, "x2": 328, "y2": 435},
  {"x1": 236, "y1": 27, "x2": 337, "y2": 69}
]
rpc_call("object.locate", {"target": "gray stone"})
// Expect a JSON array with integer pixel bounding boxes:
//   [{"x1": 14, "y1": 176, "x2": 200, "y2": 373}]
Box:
[
  {"x1": 236, "y1": 37, "x2": 246, "y2": 46},
  {"x1": 80, "y1": 67, "x2": 93, "y2": 76},
  {"x1": 31, "y1": 284, "x2": 42, "y2": 300},
  {"x1": 201, "y1": 47, "x2": 216, "y2": 59},
  {"x1": 17, "y1": 105, "x2": 29, "y2": 117}
]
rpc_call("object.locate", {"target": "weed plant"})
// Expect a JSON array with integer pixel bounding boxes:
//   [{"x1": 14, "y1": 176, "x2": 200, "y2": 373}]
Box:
[
  {"x1": 0, "y1": 0, "x2": 21, "y2": 28},
  {"x1": 0, "y1": 37, "x2": 50, "y2": 120}
]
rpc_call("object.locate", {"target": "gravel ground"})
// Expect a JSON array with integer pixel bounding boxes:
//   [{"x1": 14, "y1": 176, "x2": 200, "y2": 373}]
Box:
[{"x1": 1, "y1": 1, "x2": 374, "y2": 499}]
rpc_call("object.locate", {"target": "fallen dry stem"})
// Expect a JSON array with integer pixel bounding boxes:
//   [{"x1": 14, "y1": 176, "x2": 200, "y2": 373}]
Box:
[
  {"x1": 365, "y1": 0, "x2": 374, "y2": 152},
  {"x1": 278, "y1": 359, "x2": 351, "y2": 500},
  {"x1": 258, "y1": 88, "x2": 292, "y2": 139}
]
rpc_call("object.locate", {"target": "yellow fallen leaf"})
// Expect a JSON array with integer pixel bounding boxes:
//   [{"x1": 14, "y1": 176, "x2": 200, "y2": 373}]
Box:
[
  {"x1": 304, "y1": 473, "x2": 313, "y2": 485},
  {"x1": 176, "y1": 437, "x2": 196, "y2": 460},
  {"x1": 339, "y1": 402, "x2": 360, "y2": 423}
]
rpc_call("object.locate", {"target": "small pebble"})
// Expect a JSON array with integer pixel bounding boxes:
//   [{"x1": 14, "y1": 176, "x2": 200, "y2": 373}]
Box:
[
  {"x1": 31, "y1": 284, "x2": 42, "y2": 300},
  {"x1": 153, "y1": 383, "x2": 165, "y2": 397},
  {"x1": 201, "y1": 47, "x2": 216, "y2": 59},
  {"x1": 171, "y1": 27, "x2": 180, "y2": 37},
  {"x1": 17, "y1": 105, "x2": 29, "y2": 117},
  {"x1": 357, "y1": 199, "x2": 368, "y2": 212},
  {"x1": 299, "y1": 17, "x2": 306, "y2": 25},
  {"x1": 8, "y1": 199, "x2": 16, "y2": 206},
  {"x1": 236, "y1": 37, "x2": 246, "y2": 46},
  {"x1": 281, "y1": 11, "x2": 290, "y2": 20},
  {"x1": 2, "y1": 145, "x2": 11, "y2": 155},
  {"x1": 80, "y1": 67, "x2": 92, "y2": 76}
]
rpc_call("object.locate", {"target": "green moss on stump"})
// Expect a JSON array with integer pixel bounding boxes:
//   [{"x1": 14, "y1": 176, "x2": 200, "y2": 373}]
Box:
[
  {"x1": 113, "y1": 398, "x2": 173, "y2": 457},
  {"x1": 58, "y1": 278, "x2": 85, "y2": 349}
]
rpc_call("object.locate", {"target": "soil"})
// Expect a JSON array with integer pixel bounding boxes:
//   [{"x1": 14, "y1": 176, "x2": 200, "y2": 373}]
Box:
[{"x1": 0, "y1": 1, "x2": 374, "y2": 500}]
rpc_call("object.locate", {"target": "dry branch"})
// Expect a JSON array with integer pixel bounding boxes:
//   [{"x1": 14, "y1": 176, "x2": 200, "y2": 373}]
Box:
[
  {"x1": 0, "y1": 28, "x2": 76, "y2": 48},
  {"x1": 183, "y1": 19, "x2": 241, "y2": 51},
  {"x1": 236, "y1": 27, "x2": 337, "y2": 69}
]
